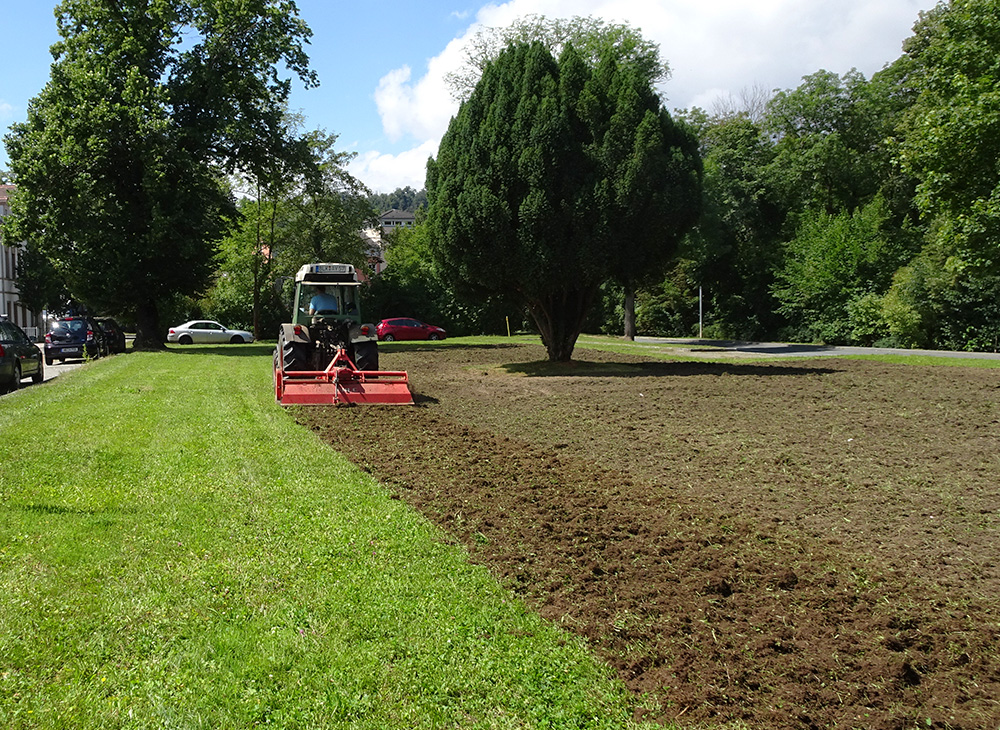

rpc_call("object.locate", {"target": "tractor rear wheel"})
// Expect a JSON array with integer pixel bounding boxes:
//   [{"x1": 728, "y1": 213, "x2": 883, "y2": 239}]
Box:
[
  {"x1": 280, "y1": 332, "x2": 309, "y2": 372},
  {"x1": 354, "y1": 341, "x2": 379, "y2": 371}
]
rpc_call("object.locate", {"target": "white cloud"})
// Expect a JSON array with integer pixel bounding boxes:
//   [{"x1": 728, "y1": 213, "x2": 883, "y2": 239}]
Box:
[
  {"x1": 356, "y1": 0, "x2": 934, "y2": 191},
  {"x1": 373, "y1": 37, "x2": 467, "y2": 144},
  {"x1": 0, "y1": 99, "x2": 14, "y2": 122},
  {"x1": 349, "y1": 139, "x2": 440, "y2": 193}
]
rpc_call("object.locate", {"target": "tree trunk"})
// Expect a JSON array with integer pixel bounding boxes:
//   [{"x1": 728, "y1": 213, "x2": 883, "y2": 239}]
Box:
[
  {"x1": 132, "y1": 300, "x2": 165, "y2": 350},
  {"x1": 623, "y1": 283, "x2": 636, "y2": 341},
  {"x1": 528, "y1": 285, "x2": 599, "y2": 362}
]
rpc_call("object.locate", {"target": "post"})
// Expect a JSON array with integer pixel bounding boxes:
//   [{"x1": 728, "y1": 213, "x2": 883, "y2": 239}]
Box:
[{"x1": 699, "y1": 286, "x2": 703, "y2": 339}]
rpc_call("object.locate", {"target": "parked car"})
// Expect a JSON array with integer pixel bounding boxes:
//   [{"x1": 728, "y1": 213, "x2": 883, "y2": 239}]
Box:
[
  {"x1": 44, "y1": 315, "x2": 107, "y2": 364},
  {"x1": 167, "y1": 320, "x2": 254, "y2": 345},
  {"x1": 97, "y1": 317, "x2": 127, "y2": 353},
  {"x1": 376, "y1": 317, "x2": 447, "y2": 342},
  {"x1": 0, "y1": 318, "x2": 44, "y2": 392}
]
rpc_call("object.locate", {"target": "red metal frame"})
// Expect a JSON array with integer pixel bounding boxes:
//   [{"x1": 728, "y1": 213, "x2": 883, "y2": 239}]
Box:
[{"x1": 275, "y1": 347, "x2": 413, "y2": 406}]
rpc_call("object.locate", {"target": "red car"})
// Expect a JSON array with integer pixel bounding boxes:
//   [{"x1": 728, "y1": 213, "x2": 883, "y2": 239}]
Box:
[{"x1": 377, "y1": 318, "x2": 447, "y2": 342}]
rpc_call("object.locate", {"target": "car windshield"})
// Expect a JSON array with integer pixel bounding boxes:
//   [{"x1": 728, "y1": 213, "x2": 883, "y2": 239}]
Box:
[{"x1": 52, "y1": 320, "x2": 85, "y2": 333}]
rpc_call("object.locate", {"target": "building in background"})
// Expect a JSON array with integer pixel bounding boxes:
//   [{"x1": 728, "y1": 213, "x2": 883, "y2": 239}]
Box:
[
  {"x1": 378, "y1": 208, "x2": 416, "y2": 232},
  {"x1": 0, "y1": 185, "x2": 43, "y2": 338},
  {"x1": 357, "y1": 209, "x2": 416, "y2": 278}
]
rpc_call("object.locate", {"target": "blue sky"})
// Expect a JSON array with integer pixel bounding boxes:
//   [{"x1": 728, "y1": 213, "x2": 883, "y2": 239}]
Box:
[{"x1": 1, "y1": 0, "x2": 938, "y2": 193}]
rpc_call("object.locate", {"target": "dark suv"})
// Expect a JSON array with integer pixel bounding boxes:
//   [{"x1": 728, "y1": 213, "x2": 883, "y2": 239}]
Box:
[
  {"x1": 97, "y1": 318, "x2": 127, "y2": 354},
  {"x1": 1, "y1": 318, "x2": 44, "y2": 392},
  {"x1": 44, "y1": 316, "x2": 108, "y2": 364}
]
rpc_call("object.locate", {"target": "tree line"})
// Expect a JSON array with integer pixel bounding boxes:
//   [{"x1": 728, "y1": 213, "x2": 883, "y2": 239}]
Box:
[
  {"x1": 4, "y1": 1, "x2": 998, "y2": 358},
  {"x1": 379, "y1": 1, "x2": 1000, "y2": 355}
]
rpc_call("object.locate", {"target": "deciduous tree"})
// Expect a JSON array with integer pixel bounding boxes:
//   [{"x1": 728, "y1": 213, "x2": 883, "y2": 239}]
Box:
[
  {"x1": 898, "y1": 0, "x2": 1000, "y2": 270},
  {"x1": 3, "y1": 0, "x2": 317, "y2": 347}
]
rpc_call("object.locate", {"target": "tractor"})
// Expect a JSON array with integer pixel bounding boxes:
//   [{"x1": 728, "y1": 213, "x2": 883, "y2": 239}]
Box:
[{"x1": 274, "y1": 263, "x2": 412, "y2": 405}]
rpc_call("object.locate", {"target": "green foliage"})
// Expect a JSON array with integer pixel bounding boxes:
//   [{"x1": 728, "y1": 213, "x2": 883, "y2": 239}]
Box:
[
  {"x1": 899, "y1": 0, "x2": 1000, "y2": 271},
  {"x1": 634, "y1": 259, "x2": 701, "y2": 337},
  {"x1": 367, "y1": 221, "x2": 520, "y2": 336},
  {"x1": 3, "y1": 0, "x2": 316, "y2": 347},
  {"x1": 429, "y1": 41, "x2": 700, "y2": 361},
  {"x1": 881, "y1": 270, "x2": 931, "y2": 349},
  {"x1": 773, "y1": 196, "x2": 909, "y2": 343},
  {"x1": 196, "y1": 128, "x2": 372, "y2": 338},
  {"x1": 446, "y1": 14, "x2": 669, "y2": 102},
  {"x1": 277, "y1": 129, "x2": 374, "y2": 268},
  {"x1": 682, "y1": 115, "x2": 785, "y2": 339},
  {"x1": 368, "y1": 186, "x2": 428, "y2": 214},
  {"x1": 881, "y1": 242, "x2": 1000, "y2": 351}
]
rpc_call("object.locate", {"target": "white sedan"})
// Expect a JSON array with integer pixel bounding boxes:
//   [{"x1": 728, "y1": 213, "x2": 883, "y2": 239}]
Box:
[{"x1": 167, "y1": 320, "x2": 254, "y2": 345}]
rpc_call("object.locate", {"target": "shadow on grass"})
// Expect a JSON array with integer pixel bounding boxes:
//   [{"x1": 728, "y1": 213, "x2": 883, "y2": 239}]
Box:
[
  {"x1": 12, "y1": 503, "x2": 130, "y2": 517},
  {"x1": 157, "y1": 343, "x2": 273, "y2": 358}
]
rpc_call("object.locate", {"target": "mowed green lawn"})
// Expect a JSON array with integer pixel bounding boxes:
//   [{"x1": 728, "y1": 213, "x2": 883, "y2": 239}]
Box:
[{"x1": 0, "y1": 345, "x2": 646, "y2": 730}]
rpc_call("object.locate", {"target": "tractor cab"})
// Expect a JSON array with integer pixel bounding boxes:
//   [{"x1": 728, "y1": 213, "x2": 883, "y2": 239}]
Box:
[{"x1": 291, "y1": 263, "x2": 363, "y2": 326}]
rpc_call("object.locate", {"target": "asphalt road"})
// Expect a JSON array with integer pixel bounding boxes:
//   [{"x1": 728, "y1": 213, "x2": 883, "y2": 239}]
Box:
[
  {"x1": 42, "y1": 357, "x2": 86, "y2": 382},
  {"x1": 638, "y1": 336, "x2": 1000, "y2": 360}
]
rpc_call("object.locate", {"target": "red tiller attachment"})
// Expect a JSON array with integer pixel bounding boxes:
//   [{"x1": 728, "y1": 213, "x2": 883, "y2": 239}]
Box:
[{"x1": 275, "y1": 347, "x2": 413, "y2": 406}]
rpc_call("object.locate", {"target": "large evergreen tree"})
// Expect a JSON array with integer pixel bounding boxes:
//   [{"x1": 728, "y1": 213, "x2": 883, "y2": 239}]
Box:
[
  {"x1": 428, "y1": 41, "x2": 700, "y2": 361},
  {"x1": 3, "y1": 0, "x2": 317, "y2": 347}
]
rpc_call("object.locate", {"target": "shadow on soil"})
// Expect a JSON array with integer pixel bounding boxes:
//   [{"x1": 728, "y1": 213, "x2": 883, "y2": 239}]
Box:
[{"x1": 502, "y1": 359, "x2": 839, "y2": 378}]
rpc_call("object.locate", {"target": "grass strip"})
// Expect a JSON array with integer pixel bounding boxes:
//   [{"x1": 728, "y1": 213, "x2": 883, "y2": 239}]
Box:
[{"x1": 0, "y1": 345, "x2": 649, "y2": 729}]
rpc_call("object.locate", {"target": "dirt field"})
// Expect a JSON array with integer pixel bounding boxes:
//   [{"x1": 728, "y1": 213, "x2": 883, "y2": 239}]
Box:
[{"x1": 294, "y1": 341, "x2": 1000, "y2": 729}]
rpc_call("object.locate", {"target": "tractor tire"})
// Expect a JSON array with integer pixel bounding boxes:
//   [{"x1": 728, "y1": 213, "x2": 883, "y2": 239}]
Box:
[
  {"x1": 354, "y1": 341, "x2": 379, "y2": 371},
  {"x1": 280, "y1": 332, "x2": 309, "y2": 372}
]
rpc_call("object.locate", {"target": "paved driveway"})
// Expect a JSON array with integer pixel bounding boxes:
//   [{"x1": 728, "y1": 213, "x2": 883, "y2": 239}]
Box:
[{"x1": 638, "y1": 337, "x2": 1000, "y2": 360}]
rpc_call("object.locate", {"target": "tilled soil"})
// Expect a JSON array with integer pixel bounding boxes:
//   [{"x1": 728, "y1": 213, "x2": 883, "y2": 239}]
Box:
[{"x1": 294, "y1": 342, "x2": 1000, "y2": 729}]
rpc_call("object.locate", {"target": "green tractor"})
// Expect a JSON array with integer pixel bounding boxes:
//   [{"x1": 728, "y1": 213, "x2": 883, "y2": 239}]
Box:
[{"x1": 274, "y1": 263, "x2": 411, "y2": 406}]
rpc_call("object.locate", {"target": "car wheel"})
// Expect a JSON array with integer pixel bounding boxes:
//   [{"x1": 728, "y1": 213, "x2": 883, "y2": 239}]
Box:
[
  {"x1": 230, "y1": 335, "x2": 245, "y2": 344},
  {"x1": 31, "y1": 360, "x2": 44, "y2": 384},
  {"x1": 428, "y1": 333, "x2": 440, "y2": 341},
  {"x1": 9, "y1": 363, "x2": 21, "y2": 392},
  {"x1": 382, "y1": 333, "x2": 395, "y2": 342},
  {"x1": 45, "y1": 355, "x2": 53, "y2": 366},
  {"x1": 178, "y1": 335, "x2": 193, "y2": 345}
]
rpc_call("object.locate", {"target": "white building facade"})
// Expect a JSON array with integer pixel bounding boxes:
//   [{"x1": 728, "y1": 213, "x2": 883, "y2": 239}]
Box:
[{"x1": 0, "y1": 185, "x2": 43, "y2": 337}]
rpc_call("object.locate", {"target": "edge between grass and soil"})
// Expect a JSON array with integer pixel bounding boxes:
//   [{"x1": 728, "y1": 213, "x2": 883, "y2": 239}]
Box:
[{"x1": 0, "y1": 344, "x2": 665, "y2": 730}]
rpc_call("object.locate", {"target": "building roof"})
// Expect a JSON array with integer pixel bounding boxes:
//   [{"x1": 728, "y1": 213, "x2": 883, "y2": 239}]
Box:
[{"x1": 379, "y1": 208, "x2": 415, "y2": 222}]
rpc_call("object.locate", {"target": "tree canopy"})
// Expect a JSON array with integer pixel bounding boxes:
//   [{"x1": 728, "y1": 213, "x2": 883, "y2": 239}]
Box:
[
  {"x1": 444, "y1": 15, "x2": 669, "y2": 102},
  {"x1": 3, "y1": 0, "x2": 317, "y2": 347},
  {"x1": 427, "y1": 41, "x2": 700, "y2": 361},
  {"x1": 898, "y1": 0, "x2": 1000, "y2": 269}
]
